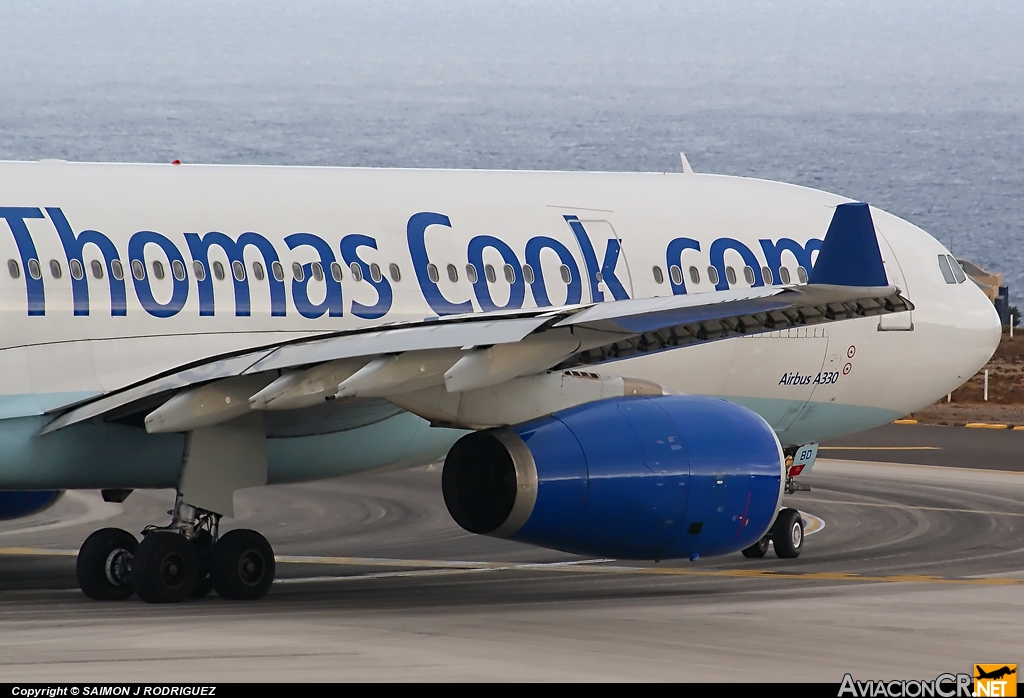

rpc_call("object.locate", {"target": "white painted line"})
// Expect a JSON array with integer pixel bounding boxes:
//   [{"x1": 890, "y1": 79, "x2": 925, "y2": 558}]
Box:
[
  {"x1": 800, "y1": 511, "x2": 826, "y2": 536},
  {"x1": 276, "y1": 568, "x2": 497, "y2": 584}
]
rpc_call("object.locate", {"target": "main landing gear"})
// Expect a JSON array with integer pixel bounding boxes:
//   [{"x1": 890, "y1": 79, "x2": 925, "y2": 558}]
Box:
[
  {"x1": 76, "y1": 493, "x2": 275, "y2": 603},
  {"x1": 740, "y1": 507, "x2": 805, "y2": 559}
]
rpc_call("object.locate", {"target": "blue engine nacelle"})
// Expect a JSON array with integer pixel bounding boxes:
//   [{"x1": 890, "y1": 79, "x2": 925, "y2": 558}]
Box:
[
  {"x1": 442, "y1": 395, "x2": 784, "y2": 560},
  {"x1": 0, "y1": 490, "x2": 64, "y2": 521}
]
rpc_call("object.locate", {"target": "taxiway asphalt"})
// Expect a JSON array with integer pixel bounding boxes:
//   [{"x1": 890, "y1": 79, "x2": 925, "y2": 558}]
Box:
[
  {"x1": 822, "y1": 422, "x2": 1024, "y2": 469},
  {"x1": 0, "y1": 435, "x2": 1021, "y2": 681}
]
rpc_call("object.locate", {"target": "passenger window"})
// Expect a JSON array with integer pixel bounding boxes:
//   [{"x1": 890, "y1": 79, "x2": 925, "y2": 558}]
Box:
[
  {"x1": 110, "y1": 259, "x2": 124, "y2": 281},
  {"x1": 485, "y1": 265, "x2": 497, "y2": 283},
  {"x1": 707, "y1": 266, "x2": 719, "y2": 285},
  {"x1": 91, "y1": 260, "x2": 104, "y2": 279},
  {"x1": 152, "y1": 261, "x2": 165, "y2": 280},
  {"x1": 233, "y1": 260, "x2": 247, "y2": 281},
  {"x1": 779, "y1": 267, "x2": 791, "y2": 285},
  {"x1": 427, "y1": 263, "x2": 439, "y2": 283},
  {"x1": 292, "y1": 262, "x2": 304, "y2": 282},
  {"x1": 7, "y1": 259, "x2": 19, "y2": 279},
  {"x1": 330, "y1": 262, "x2": 342, "y2": 282},
  {"x1": 446, "y1": 264, "x2": 458, "y2": 282},
  {"x1": 743, "y1": 266, "x2": 755, "y2": 284},
  {"x1": 947, "y1": 255, "x2": 966, "y2": 283},
  {"x1": 559, "y1": 265, "x2": 571, "y2": 284},
  {"x1": 311, "y1": 262, "x2": 323, "y2": 282},
  {"x1": 652, "y1": 266, "x2": 664, "y2": 284},
  {"x1": 370, "y1": 263, "x2": 382, "y2": 283},
  {"x1": 503, "y1": 264, "x2": 515, "y2": 283},
  {"x1": 351, "y1": 262, "x2": 364, "y2": 282},
  {"x1": 523, "y1": 264, "x2": 535, "y2": 284},
  {"x1": 272, "y1": 261, "x2": 284, "y2": 282},
  {"x1": 389, "y1": 263, "x2": 401, "y2": 282},
  {"x1": 688, "y1": 266, "x2": 700, "y2": 284},
  {"x1": 669, "y1": 265, "x2": 683, "y2": 286},
  {"x1": 172, "y1": 259, "x2": 186, "y2": 281},
  {"x1": 131, "y1": 260, "x2": 145, "y2": 281},
  {"x1": 253, "y1": 261, "x2": 266, "y2": 281},
  {"x1": 937, "y1": 255, "x2": 956, "y2": 284},
  {"x1": 212, "y1": 261, "x2": 225, "y2": 281},
  {"x1": 761, "y1": 266, "x2": 772, "y2": 285},
  {"x1": 797, "y1": 266, "x2": 808, "y2": 284},
  {"x1": 725, "y1": 266, "x2": 737, "y2": 285},
  {"x1": 465, "y1": 264, "x2": 478, "y2": 283},
  {"x1": 50, "y1": 260, "x2": 62, "y2": 279},
  {"x1": 69, "y1": 259, "x2": 84, "y2": 280},
  {"x1": 193, "y1": 260, "x2": 207, "y2": 281}
]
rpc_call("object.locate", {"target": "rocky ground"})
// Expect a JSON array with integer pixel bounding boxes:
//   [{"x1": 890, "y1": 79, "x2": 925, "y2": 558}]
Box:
[{"x1": 908, "y1": 332, "x2": 1024, "y2": 426}]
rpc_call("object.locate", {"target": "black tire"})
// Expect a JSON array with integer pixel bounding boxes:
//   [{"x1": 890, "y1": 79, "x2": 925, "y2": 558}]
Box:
[
  {"x1": 210, "y1": 529, "x2": 275, "y2": 601},
  {"x1": 76, "y1": 528, "x2": 138, "y2": 601},
  {"x1": 771, "y1": 508, "x2": 804, "y2": 559},
  {"x1": 741, "y1": 535, "x2": 770, "y2": 559},
  {"x1": 131, "y1": 532, "x2": 198, "y2": 603},
  {"x1": 190, "y1": 530, "x2": 215, "y2": 598}
]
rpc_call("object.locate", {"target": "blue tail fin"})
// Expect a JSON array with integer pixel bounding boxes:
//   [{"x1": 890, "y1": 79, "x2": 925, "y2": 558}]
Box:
[{"x1": 808, "y1": 202, "x2": 889, "y2": 287}]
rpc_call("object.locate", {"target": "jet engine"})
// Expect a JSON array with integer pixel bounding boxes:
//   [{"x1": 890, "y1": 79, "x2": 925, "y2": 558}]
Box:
[
  {"x1": 0, "y1": 490, "x2": 64, "y2": 521},
  {"x1": 442, "y1": 395, "x2": 784, "y2": 560}
]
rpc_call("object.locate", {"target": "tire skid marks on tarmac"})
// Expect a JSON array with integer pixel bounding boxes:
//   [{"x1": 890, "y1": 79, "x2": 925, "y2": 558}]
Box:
[
  {"x1": 1, "y1": 544, "x2": 1021, "y2": 588},
  {"x1": 0, "y1": 491, "x2": 121, "y2": 538},
  {"x1": 248, "y1": 476, "x2": 459, "y2": 553},
  {"x1": 794, "y1": 476, "x2": 1024, "y2": 574},
  {"x1": 796, "y1": 484, "x2": 937, "y2": 562},
  {"x1": 271, "y1": 555, "x2": 1022, "y2": 586},
  {"x1": 269, "y1": 540, "x2": 1022, "y2": 587}
]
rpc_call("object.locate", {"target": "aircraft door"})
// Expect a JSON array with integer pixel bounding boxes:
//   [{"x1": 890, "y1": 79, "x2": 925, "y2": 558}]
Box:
[
  {"x1": 803, "y1": 336, "x2": 845, "y2": 408},
  {"x1": 572, "y1": 219, "x2": 634, "y2": 301},
  {"x1": 722, "y1": 327, "x2": 829, "y2": 431},
  {"x1": 875, "y1": 229, "x2": 914, "y2": 331}
]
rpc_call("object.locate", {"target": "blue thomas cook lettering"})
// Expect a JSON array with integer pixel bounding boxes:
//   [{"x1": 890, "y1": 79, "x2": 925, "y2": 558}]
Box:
[{"x1": 0, "y1": 207, "x2": 822, "y2": 320}]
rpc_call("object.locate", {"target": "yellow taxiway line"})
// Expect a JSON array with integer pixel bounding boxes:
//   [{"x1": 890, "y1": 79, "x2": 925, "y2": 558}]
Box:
[
  {"x1": 1, "y1": 546, "x2": 1019, "y2": 587},
  {"x1": 819, "y1": 446, "x2": 940, "y2": 451}
]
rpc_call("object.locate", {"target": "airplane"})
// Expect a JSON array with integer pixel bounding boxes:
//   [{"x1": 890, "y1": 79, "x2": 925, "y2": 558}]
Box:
[
  {"x1": 975, "y1": 667, "x2": 1016, "y2": 681},
  {"x1": 0, "y1": 159, "x2": 1000, "y2": 603}
]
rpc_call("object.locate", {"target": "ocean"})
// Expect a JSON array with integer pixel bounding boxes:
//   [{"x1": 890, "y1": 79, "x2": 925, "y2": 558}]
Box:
[{"x1": 1, "y1": 0, "x2": 1021, "y2": 293}]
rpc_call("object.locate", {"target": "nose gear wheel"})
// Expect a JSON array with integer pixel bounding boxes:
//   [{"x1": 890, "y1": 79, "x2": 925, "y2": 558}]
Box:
[{"x1": 771, "y1": 508, "x2": 805, "y2": 559}]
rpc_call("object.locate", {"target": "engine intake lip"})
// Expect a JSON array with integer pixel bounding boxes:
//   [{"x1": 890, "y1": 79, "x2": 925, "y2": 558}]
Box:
[{"x1": 442, "y1": 429, "x2": 538, "y2": 537}]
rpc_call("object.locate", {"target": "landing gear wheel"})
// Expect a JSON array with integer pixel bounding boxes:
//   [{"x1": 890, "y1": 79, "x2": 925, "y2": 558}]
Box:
[
  {"x1": 76, "y1": 528, "x2": 138, "y2": 601},
  {"x1": 190, "y1": 530, "x2": 215, "y2": 598},
  {"x1": 772, "y1": 508, "x2": 804, "y2": 559},
  {"x1": 741, "y1": 535, "x2": 770, "y2": 559},
  {"x1": 131, "y1": 532, "x2": 198, "y2": 603},
  {"x1": 210, "y1": 529, "x2": 275, "y2": 601}
]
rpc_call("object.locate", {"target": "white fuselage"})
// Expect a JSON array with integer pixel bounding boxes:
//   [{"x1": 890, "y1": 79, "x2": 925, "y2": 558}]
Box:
[{"x1": 0, "y1": 161, "x2": 1000, "y2": 489}]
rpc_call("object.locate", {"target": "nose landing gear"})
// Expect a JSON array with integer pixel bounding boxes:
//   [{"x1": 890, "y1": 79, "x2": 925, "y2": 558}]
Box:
[
  {"x1": 770, "y1": 507, "x2": 805, "y2": 558},
  {"x1": 739, "y1": 507, "x2": 805, "y2": 559}
]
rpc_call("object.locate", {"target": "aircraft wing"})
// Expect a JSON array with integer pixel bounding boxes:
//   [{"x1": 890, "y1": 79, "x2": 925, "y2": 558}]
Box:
[{"x1": 40, "y1": 202, "x2": 909, "y2": 434}]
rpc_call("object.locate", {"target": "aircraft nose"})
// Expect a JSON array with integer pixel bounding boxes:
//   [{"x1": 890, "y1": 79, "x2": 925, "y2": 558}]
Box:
[{"x1": 959, "y1": 279, "x2": 1002, "y2": 374}]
